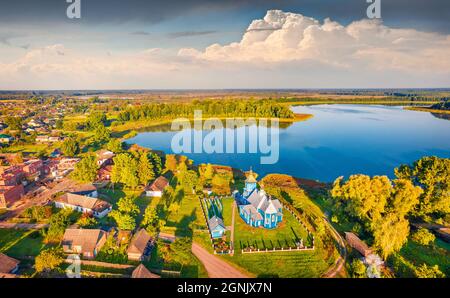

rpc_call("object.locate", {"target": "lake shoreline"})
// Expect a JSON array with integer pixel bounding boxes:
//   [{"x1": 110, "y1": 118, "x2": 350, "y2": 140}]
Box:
[{"x1": 404, "y1": 106, "x2": 450, "y2": 115}]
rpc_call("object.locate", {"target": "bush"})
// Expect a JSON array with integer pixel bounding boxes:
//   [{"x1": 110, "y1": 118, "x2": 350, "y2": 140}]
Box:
[
  {"x1": 35, "y1": 247, "x2": 65, "y2": 273},
  {"x1": 414, "y1": 264, "x2": 445, "y2": 278},
  {"x1": 411, "y1": 228, "x2": 435, "y2": 246},
  {"x1": 350, "y1": 259, "x2": 367, "y2": 278}
]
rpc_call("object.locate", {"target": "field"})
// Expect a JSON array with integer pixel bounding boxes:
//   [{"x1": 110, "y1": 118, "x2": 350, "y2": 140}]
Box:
[
  {"x1": 398, "y1": 238, "x2": 450, "y2": 276},
  {"x1": 0, "y1": 229, "x2": 45, "y2": 258},
  {"x1": 234, "y1": 205, "x2": 312, "y2": 250},
  {"x1": 223, "y1": 237, "x2": 334, "y2": 278}
]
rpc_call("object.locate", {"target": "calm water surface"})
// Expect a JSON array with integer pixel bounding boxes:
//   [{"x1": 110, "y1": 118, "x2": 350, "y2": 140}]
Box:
[{"x1": 127, "y1": 105, "x2": 450, "y2": 182}]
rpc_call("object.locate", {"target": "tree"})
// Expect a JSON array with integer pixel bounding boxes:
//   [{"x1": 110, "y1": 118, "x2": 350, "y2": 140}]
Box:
[
  {"x1": 395, "y1": 157, "x2": 450, "y2": 217},
  {"x1": 117, "y1": 196, "x2": 139, "y2": 216},
  {"x1": 411, "y1": 228, "x2": 435, "y2": 246},
  {"x1": 76, "y1": 213, "x2": 97, "y2": 228},
  {"x1": 203, "y1": 163, "x2": 214, "y2": 183},
  {"x1": 35, "y1": 247, "x2": 65, "y2": 273},
  {"x1": 170, "y1": 237, "x2": 192, "y2": 265},
  {"x1": 350, "y1": 259, "x2": 367, "y2": 278},
  {"x1": 414, "y1": 264, "x2": 445, "y2": 278},
  {"x1": 61, "y1": 138, "x2": 79, "y2": 157},
  {"x1": 109, "y1": 210, "x2": 136, "y2": 231},
  {"x1": 111, "y1": 153, "x2": 139, "y2": 188},
  {"x1": 43, "y1": 208, "x2": 73, "y2": 244},
  {"x1": 138, "y1": 153, "x2": 155, "y2": 185},
  {"x1": 150, "y1": 152, "x2": 162, "y2": 176},
  {"x1": 332, "y1": 175, "x2": 392, "y2": 225},
  {"x1": 71, "y1": 154, "x2": 98, "y2": 183},
  {"x1": 93, "y1": 124, "x2": 110, "y2": 142},
  {"x1": 141, "y1": 207, "x2": 161, "y2": 236},
  {"x1": 87, "y1": 111, "x2": 107, "y2": 130},
  {"x1": 389, "y1": 179, "x2": 423, "y2": 217},
  {"x1": 4, "y1": 116, "x2": 23, "y2": 131},
  {"x1": 373, "y1": 212, "x2": 409, "y2": 259},
  {"x1": 106, "y1": 138, "x2": 123, "y2": 153},
  {"x1": 164, "y1": 154, "x2": 178, "y2": 172}
]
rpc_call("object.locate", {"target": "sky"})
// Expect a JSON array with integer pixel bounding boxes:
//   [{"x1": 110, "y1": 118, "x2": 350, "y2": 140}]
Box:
[{"x1": 0, "y1": 0, "x2": 449, "y2": 90}]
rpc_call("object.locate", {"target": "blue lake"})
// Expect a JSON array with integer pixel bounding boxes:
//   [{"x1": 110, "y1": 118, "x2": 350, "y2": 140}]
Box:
[{"x1": 127, "y1": 104, "x2": 450, "y2": 182}]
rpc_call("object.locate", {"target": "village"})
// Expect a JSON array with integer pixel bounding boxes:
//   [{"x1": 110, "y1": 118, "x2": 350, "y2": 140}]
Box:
[{"x1": 0, "y1": 93, "x2": 448, "y2": 280}]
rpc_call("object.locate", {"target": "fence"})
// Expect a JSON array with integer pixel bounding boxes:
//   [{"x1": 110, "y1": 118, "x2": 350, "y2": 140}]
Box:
[
  {"x1": 199, "y1": 196, "x2": 234, "y2": 255},
  {"x1": 241, "y1": 246, "x2": 315, "y2": 254}
]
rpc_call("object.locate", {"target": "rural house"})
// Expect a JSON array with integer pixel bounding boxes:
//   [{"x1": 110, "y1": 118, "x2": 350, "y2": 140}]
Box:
[
  {"x1": 62, "y1": 228, "x2": 108, "y2": 259},
  {"x1": 96, "y1": 149, "x2": 115, "y2": 167},
  {"x1": 131, "y1": 264, "x2": 160, "y2": 278},
  {"x1": 127, "y1": 229, "x2": 154, "y2": 261},
  {"x1": 208, "y1": 215, "x2": 226, "y2": 238},
  {"x1": 0, "y1": 253, "x2": 20, "y2": 277},
  {"x1": 0, "y1": 185, "x2": 25, "y2": 209},
  {"x1": 145, "y1": 176, "x2": 169, "y2": 197},
  {"x1": 55, "y1": 193, "x2": 112, "y2": 218}
]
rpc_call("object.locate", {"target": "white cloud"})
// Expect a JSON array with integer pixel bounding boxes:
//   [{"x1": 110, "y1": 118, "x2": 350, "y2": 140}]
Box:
[
  {"x1": 1, "y1": 10, "x2": 450, "y2": 89},
  {"x1": 178, "y1": 10, "x2": 450, "y2": 73}
]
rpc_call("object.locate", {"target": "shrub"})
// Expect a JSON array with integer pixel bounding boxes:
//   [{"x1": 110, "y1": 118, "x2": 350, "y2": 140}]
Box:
[{"x1": 411, "y1": 228, "x2": 435, "y2": 246}]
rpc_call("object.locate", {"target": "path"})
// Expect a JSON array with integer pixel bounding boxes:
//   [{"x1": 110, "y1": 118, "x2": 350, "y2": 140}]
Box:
[
  {"x1": 0, "y1": 222, "x2": 49, "y2": 229},
  {"x1": 159, "y1": 232, "x2": 249, "y2": 278},
  {"x1": 230, "y1": 201, "x2": 236, "y2": 255},
  {"x1": 321, "y1": 217, "x2": 347, "y2": 278}
]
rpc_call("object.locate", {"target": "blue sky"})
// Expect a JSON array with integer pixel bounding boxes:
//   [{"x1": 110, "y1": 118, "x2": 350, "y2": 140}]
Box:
[{"x1": 0, "y1": 0, "x2": 449, "y2": 89}]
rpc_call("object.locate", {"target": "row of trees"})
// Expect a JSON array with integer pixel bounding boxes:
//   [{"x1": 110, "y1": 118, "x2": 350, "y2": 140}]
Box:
[{"x1": 117, "y1": 99, "x2": 294, "y2": 122}]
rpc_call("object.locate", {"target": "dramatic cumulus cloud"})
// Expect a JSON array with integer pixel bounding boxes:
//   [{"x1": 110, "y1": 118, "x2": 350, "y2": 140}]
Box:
[
  {"x1": 1, "y1": 10, "x2": 450, "y2": 89},
  {"x1": 178, "y1": 10, "x2": 450, "y2": 73}
]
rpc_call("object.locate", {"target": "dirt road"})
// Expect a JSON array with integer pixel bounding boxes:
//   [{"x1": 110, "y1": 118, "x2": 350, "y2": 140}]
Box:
[
  {"x1": 159, "y1": 232, "x2": 249, "y2": 278},
  {"x1": 321, "y1": 217, "x2": 347, "y2": 278}
]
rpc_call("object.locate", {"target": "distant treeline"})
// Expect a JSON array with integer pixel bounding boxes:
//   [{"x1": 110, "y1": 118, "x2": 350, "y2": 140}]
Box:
[
  {"x1": 117, "y1": 100, "x2": 294, "y2": 121},
  {"x1": 431, "y1": 100, "x2": 450, "y2": 111},
  {"x1": 274, "y1": 96, "x2": 445, "y2": 103}
]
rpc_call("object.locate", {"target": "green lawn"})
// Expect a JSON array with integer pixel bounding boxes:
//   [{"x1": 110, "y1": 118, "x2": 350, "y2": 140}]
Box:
[
  {"x1": 221, "y1": 198, "x2": 234, "y2": 227},
  {"x1": 234, "y1": 208, "x2": 311, "y2": 250},
  {"x1": 0, "y1": 229, "x2": 46, "y2": 258},
  {"x1": 223, "y1": 237, "x2": 334, "y2": 278},
  {"x1": 399, "y1": 238, "x2": 450, "y2": 276},
  {"x1": 164, "y1": 188, "x2": 206, "y2": 237}
]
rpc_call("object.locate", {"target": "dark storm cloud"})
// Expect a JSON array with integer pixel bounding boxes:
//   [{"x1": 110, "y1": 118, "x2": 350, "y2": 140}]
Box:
[
  {"x1": 0, "y1": 0, "x2": 449, "y2": 33},
  {"x1": 167, "y1": 30, "x2": 217, "y2": 38}
]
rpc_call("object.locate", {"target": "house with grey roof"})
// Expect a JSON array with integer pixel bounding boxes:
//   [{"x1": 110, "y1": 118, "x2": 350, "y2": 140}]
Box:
[{"x1": 208, "y1": 215, "x2": 226, "y2": 238}]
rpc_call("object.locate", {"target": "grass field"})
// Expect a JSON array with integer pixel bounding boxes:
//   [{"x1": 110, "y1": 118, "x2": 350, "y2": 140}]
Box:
[
  {"x1": 399, "y1": 238, "x2": 450, "y2": 276},
  {"x1": 0, "y1": 229, "x2": 46, "y2": 258},
  {"x1": 234, "y1": 207, "x2": 311, "y2": 250},
  {"x1": 223, "y1": 237, "x2": 334, "y2": 278}
]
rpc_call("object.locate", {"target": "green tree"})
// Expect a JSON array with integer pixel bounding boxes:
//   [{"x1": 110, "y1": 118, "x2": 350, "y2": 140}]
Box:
[
  {"x1": 93, "y1": 124, "x2": 111, "y2": 142},
  {"x1": 170, "y1": 237, "x2": 192, "y2": 265},
  {"x1": 150, "y1": 152, "x2": 162, "y2": 176},
  {"x1": 111, "y1": 153, "x2": 139, "y2": 188},
  {"x1": 138, "y1": 153, "x2": 155, "y2": 185},
  {"x1": 396, "y1": 157, "x2": 450, "y2": 217},
  {"x1": 43, "y1": 208, "x2": 73, "y2": 244},
  {"x1": 35, "y1": 247, "x2": 65, "y2": 273},
  {"x1": 117, "y1": 195, "x2": 139, "y2": 216},
  {"x1": 106, "y1": 138, "x2": 123, "y2": 153},
  {"x1": 373, "y1": 212, "x2": 409, "y2": 259},
  {"x1": 87, "y1": 111, "x2": 107, "y2": 130},
  {"x1": 164, "y1": 154, "x2": 178, "y2": 172},
  {"x1": 71, "y1": 154, "x2": 98, "y2": 183},
  {"x1": 411, "y1": 228, "x2": 436, "y2": 246},
  {"x1": 61, "y1": 138, "x2": 79, "y2": 157},
  {"x1": 109, "y1": 210, "x2": 136, "y2": 231},
  {"x1": 141, "y1": 207, "x2": 161, "y2": 236}
]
